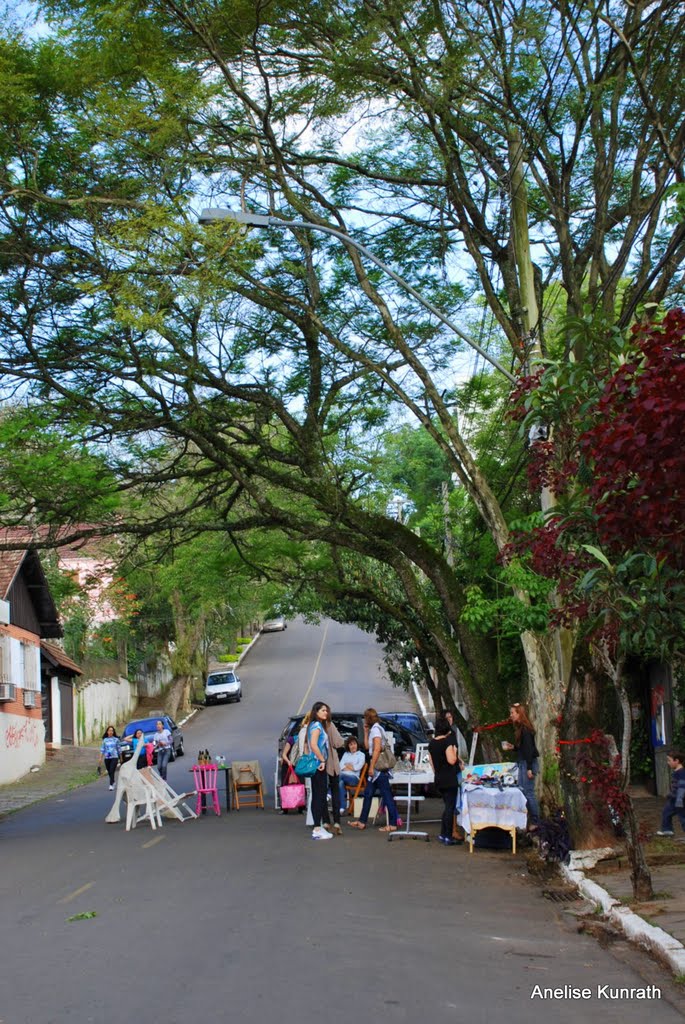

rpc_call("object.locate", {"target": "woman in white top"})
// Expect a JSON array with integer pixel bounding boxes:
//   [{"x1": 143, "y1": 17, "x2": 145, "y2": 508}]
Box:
[
  {"x1": 338, "y1": 736, "x2": 366, "y2": 811},
  {"x1": 348, "y1": 708, "x2": 399, "y2": 832}
]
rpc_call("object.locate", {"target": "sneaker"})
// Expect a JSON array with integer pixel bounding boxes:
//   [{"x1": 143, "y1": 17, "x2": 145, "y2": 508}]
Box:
[
  {"x1": 656, "y1": 830, "x2": 675, "y2": 837},
  {"x1": 437, "y1": 835, "x2": 447, "y2": 844},
  {"x1": 333, "y1": 823, "x2": 342, "y2": 835},
  {"x1": 441, "y1": 837, "x2": 458, "y2": 846},
  {"x1": 109, "y1": 784, "x2": 114, "y2": 790},
  {"x1": 322, "y1": 823, "x2": 333, "y2": 833},
  {"x1": 311, "y1": 827, "x2": 332, "y2": 840}
]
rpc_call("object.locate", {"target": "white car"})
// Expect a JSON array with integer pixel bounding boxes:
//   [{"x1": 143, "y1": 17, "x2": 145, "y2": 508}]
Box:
[
  {"x1": 205, "y1": 670, "x2": 242, "y2": 705},
  {"x1": 262, "y1": 615, "x2": 287, "y2": 632}
]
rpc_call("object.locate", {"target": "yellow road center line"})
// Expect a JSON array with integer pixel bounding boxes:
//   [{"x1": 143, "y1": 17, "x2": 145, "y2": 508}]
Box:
[
  {"x1": 297, "y1": 621, "x2": 329, "y2": 716},
  {"x1": 142, "y1": 835, "x2": 165, "y2": 848},
  {"x1": 58, "y1": 881, "x2": 95, "y2": 904},
  {"x1": 296, "y1": 618, "x2": 327, "y2": 716}
]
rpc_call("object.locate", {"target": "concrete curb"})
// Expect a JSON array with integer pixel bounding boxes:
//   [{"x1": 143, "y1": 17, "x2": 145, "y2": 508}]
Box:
[{"x1": 561, "y1": 860, "x2": 685, "y2": 976}]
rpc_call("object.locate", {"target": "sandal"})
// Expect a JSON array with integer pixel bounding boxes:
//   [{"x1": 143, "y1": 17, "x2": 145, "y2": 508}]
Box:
[
  {"x1": 378, "y1": 825, "x2": 398, "y2": 833},
  {"x1": 348, "y1": 820, "x2": 366, "y2": 830}
]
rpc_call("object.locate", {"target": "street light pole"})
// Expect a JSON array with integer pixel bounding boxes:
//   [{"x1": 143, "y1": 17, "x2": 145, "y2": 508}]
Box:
[{"x1": 198, "y1": 208, "x2": 515, "y2": 382}]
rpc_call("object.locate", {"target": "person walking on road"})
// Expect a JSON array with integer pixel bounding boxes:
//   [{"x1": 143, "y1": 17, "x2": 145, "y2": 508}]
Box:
[
  {"x1": 348, "y1": 708, "x2": 399, "y2": 833},
  {"x1": 98, "y1": 725, "x2": 121, "y2": 791},
  {"x1": 153, "y1": 719, "x2": 173, "y2": 781},
  {"x1": 428, "y1": 712, "x2": 463, "y2": 845},
  {"x1": 308, "y1": 702, "x2": 333, "y2": 840},
  {"x1": 502, "y1": 702, "x2": 540, "y2": 830}
]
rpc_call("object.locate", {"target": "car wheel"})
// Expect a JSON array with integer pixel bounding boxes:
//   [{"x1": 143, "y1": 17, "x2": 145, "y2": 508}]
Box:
[
  {"x1": 177, "y1": 741, "x2": 184, "y2": 757},
  {"x1": 169, "y1": 746, "x2": 176, "y2": 763},
  {"x1": 205, "y1": 698, "x2": 213, "y2": 707}
]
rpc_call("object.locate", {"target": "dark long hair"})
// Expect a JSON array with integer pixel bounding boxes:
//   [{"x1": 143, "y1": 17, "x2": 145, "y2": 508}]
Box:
[
  {"x1": 434, "y1": 712, "x2": 452, "y2": 737},
  {"x1": 102, "y1": 725, "x2": 118, "y2": 739}
]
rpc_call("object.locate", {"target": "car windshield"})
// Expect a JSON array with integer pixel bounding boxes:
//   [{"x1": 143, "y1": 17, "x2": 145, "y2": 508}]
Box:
[
  {"x1": 207, "y1": 674, "x2": 235, "y2": 685},
  {"x1": 123, "y1": 719, "x2": 163, "y2": 737}
]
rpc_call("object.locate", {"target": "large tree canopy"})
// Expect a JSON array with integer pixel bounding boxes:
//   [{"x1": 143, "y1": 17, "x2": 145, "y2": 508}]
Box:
[{"x1": 0, "y1": 0, "x2": 684, "y2": 760}]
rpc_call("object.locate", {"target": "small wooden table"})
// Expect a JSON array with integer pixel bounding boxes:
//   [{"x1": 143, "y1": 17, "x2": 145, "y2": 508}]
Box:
[{"x1": 459, "y1": 783, "x2": 527, "y2": 853}]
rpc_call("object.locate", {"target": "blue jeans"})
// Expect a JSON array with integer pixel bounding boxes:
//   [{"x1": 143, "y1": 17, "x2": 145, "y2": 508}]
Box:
[
  {"x1": 661, "y1": 797, "x2": 685, "y2": 833},
  {"x1": 156, "y1": 747, "x2": 171, "y2": 780},
  {"x1": 358, "y1": 771, "x2": 398, "y2": 826},
  {"x1": 517, "y1": 759, "x2": 540, "y2": 824},
  {"x1": 339, "y1": 772, "x2": 360, "y2": 807}
]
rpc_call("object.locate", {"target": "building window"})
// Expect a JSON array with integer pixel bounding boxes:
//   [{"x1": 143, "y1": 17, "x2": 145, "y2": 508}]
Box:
[
  {"x1": 0, "y1": 636, "x2": 9, "y2": 686},
  {"x1": 21, "y1": 642, "x2": 40, "y2": 692}
]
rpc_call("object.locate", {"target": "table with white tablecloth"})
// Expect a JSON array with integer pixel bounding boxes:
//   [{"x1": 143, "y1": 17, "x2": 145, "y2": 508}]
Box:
[{"x1": 458, "y1": 782, "x2": 527, "y2": 853}]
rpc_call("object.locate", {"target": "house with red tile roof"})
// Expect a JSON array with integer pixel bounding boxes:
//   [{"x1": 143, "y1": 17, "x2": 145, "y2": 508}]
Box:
[{"x1": 0, "y1": 548, "x2": 81, "y2": 784}]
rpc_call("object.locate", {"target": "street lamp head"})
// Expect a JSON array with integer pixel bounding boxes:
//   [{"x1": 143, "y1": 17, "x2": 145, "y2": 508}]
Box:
[{"x1": 198, "y1": 208, "x2": 273, "y2": 227}]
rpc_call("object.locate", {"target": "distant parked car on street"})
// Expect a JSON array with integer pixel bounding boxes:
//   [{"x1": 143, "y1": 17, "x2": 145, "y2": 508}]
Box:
[
  {"x1": 119, "y1": 715, "x2": 184, "y2": 763},
  {"x1": 262, "y1": 615, "x2": 287, "y2": 632},
  {"x1": 204, "y1": 669, "x2": 242, "y2": 705}
]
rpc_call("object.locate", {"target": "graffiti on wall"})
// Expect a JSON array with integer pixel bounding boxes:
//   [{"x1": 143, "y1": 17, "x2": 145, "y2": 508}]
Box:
[{"x1": 4, "y1": 717, "x2": 43, "y2": 750}]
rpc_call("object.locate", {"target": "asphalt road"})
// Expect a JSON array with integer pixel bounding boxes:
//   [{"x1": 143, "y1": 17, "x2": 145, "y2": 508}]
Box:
[{"x1": 1, "y1": 619, "x2": 682, "y2": 1023}]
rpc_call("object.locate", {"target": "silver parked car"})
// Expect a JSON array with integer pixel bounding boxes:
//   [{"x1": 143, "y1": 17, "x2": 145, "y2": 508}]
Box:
[{"x1": 262, "y1": 615, "x2": 287, "y2": 632}]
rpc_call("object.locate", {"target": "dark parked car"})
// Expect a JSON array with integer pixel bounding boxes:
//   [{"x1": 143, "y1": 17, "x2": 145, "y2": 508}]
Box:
[
  {"x1": 379, "y1": 712, "x2": 432, "y2": 745},
  {"x1": 278, "y1": 712, "x2": 419, "y2": 762},
  {"x1": 119, "y1": 715, "x2": 185, "y2": 763}
]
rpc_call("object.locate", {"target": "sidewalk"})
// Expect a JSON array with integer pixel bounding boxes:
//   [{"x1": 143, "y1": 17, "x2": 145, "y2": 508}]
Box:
[
  {"x1": 562, "y1": 789, "x2": 685, "y2": 976},
  {"x1": 0, "y1": 744, "x2": 100, "y2": 817}
]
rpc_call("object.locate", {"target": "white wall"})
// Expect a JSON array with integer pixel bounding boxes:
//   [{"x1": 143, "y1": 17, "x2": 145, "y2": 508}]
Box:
[
  {"x1": 0, "y1": 712, "x2": 44, "y2": 784},
  {"x1": 134, "y1": 651, "x2": 173, "y2": 698},
  {"x1": 76, "y1": 676, "x2": 139, "y2": 745}
]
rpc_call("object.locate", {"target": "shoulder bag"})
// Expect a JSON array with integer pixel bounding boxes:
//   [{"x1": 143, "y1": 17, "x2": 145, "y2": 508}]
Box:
[{"x1": 375, "y1": 730, "x2": 397, "y2": 772}]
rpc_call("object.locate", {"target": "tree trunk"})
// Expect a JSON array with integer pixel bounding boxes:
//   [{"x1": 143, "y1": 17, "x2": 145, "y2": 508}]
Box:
[{"x1": 624, "y1": 797, "x2": 654, "y2": 901}]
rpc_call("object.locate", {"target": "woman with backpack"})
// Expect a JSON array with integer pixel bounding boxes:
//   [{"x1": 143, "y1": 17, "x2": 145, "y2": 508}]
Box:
[{"x1": 347, "y1": 707, "x2": 399, "y2": 833}]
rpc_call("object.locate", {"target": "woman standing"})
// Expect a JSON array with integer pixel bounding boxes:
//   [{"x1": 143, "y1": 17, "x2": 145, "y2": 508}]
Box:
[
  {"x1": 502, "y1": 702, "x2": 540, "y2": 830},
  {"x1": 428, "y1": 712, "x2": 463, "y2": 845},
  {"x1": 308, "y1": 702, "x2": 333, "y2": 841},
  {"x1": 131, "y1": 729, "x2": 148, "y2": 770},
  {"x1": 348, "y1": 708, "x2": 399, "y2": 833},
  {"x1": 98, "y1": 725, "x2": 121, "y2": 791},
  {"x1": 153, "y1": 719, "x2": 173, "y2": 781},
  {"x1": 322, "y1": 706, "x2": 344, "y2": 835}
]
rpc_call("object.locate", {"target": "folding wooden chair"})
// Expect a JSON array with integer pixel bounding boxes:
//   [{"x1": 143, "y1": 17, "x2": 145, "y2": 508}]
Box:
[
  {"x1": 231, "y1": 760, "x2": 265, "y2": 809},
  {"x1": 345, "y1": 762, "x2": 368, "y2": 814}
]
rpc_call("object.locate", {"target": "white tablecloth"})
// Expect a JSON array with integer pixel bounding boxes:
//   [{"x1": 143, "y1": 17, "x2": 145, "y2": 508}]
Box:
[{"x1": 458, "y1": 783, "x2": 527, "y2": 835}]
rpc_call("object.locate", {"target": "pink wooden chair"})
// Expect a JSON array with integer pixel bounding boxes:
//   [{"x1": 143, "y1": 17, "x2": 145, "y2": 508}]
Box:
[{"x1": 192, "y1": 764, "x2": 221, "y2": 817}]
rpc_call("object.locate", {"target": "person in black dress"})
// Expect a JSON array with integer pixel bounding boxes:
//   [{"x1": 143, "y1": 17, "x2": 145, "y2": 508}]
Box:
[{"x1": 428, "y1": 712, "x2": 464, "y2": 845}]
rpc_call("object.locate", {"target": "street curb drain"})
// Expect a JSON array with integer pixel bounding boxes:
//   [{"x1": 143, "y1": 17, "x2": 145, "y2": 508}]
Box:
[{"x1": 542, "y1": 887, "x2": 582, "y2": 903}]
